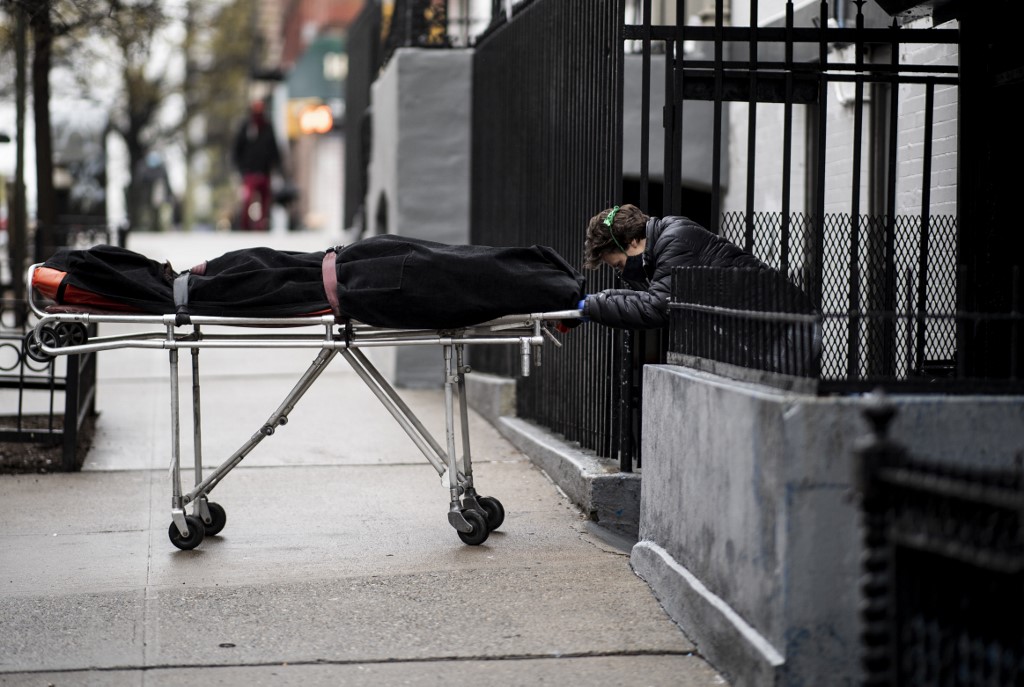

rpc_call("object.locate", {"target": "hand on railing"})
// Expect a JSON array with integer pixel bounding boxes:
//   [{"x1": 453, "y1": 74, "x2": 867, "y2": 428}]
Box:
[{"x1": 554, "y1": 298, "x2": 588, "y2": 333}]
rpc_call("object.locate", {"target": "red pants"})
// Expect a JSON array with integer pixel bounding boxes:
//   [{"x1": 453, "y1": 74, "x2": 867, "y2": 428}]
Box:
[{"x1": 240, "y1": 173, "x2": 271, "y2": 231}]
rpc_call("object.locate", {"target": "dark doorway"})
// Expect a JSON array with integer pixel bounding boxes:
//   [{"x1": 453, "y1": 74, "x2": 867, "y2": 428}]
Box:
[{"x1": 622, "y1": 178, "x2": 712, "y2": 231}]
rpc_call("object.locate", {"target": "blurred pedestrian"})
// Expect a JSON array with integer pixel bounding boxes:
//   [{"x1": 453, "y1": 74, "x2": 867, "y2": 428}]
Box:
[{"x1": 232, "y1": 99, "x2": 281, "y2": 231}]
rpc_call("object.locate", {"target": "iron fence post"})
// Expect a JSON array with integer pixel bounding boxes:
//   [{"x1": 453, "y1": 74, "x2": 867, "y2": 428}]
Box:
[
  {"x1": 618, "y1": 329, "x2": 634, "y2": 472},
  {"x1": 853, "y1": 395, "x2": 900, "y2": 687}
]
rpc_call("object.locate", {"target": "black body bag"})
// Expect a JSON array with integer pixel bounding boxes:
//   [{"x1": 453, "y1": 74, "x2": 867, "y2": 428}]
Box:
[{"x1": 42, "y1": 235, "x2": 586, "y2": 329}]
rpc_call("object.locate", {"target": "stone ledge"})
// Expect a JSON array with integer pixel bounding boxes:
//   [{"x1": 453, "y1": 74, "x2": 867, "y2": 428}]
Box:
[
  {"x1": 631, "y1": 540, "x2": 784, "y2": 687},
  {"x1": 464, "y1": 372, "x2": 516, "y2": 426},
  {"x1": 466, "y1": 372, "x2": 640, "y2": 540},
  {"x1": 497, "y1": 417, "x2": 640, "y2": 540}
]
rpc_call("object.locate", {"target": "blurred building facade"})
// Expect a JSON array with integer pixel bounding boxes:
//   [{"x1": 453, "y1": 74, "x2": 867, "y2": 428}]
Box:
[{"x1": 254, "y1": 0, "x2": 363, "y2": 236}]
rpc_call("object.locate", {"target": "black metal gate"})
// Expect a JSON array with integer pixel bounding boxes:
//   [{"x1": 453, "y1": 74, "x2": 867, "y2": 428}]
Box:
[
  {"x1": 470, "y1": 0, "x2": 629, "y2": 465},
  {"x1": 343, "y1": 2, "x2": 382, "y2": 238},
  {"x1": 365, "y1": 0, "x2": 1018, "y2": 467},
  {"x1": 469, "y1": 0, "x2": 972, "y2": 467},
  {"x1": 629, "y1": 2, "x2": 1020, "y2": 392},
  {"x1": 1, "y1": 223, "x2": 115, "y2": 471}
]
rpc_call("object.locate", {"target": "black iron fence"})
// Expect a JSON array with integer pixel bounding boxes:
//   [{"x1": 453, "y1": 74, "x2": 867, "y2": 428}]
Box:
[
  {"x1": 672, "y1": 213, "x2": 1021, "y2": 393},
  {"x1": 629, "y1": 1, "x2": 1024, "y2": 395},
  {"x1": 0, "y1": 304, "x2": 97, "y2": 472},
  {"x1": 469, "y1": 0, "x2": 627, "y2": 464},
  {"x1": 628, "y1": 1, "x2": 1022, "y2": 397},
  {"x1": 344, "y1": 2, "x2": 382, "y2": 236},
  {"x1": 351, "y1": 0, "x2": 1015, "y2": 464},
  {"x1": 853, "y1": 400, "x2": 1024, "y2": 685},
  {"x1": 346, "y1": 0, "x2": 639, "y2": 467},
  {"x1": 0, "y1": 222, "x2": 120, "y2": 471},
  {"x1": 669, "y1": 266, "x2": 821, "y2": 382}
]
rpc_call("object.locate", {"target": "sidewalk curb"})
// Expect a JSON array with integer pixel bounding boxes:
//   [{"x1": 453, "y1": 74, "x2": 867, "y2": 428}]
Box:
[{"x1": 466, "y1": 373, "x2": 640, "y2": 540}]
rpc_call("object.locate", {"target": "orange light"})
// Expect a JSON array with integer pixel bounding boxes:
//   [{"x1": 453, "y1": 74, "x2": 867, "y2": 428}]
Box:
[{"x1": 299, "y1": 105, "x2": 333, "y2": 134}]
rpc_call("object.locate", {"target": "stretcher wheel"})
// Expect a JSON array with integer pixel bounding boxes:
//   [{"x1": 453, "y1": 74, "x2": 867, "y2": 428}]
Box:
[
  {"x1": 457, "y1": 509, "x2": 490, "y2": 546},
  {"x1": 56, "y1": 322, "x2": 88, "y2": 347},
  {"x1": 203, "y1": 502, "x2": 227, "y2": 536},
  {"x1": 24, "y1": 328, "x2": 58, "y2": 362},
  {"x1": 168, "y1": 515, "x2": 206, "y2": 550},
  {"x1": 478, "y1": 496, "x2": 505, "y2": 531}
]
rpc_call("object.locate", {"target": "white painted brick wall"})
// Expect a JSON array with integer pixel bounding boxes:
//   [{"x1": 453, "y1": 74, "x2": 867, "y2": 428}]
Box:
[
  {"x1": 722, "y1": 18, "x2": 959, "y2": 220},
  {"x1": 897, "y1": 19, "x2": 959, "y2": 218},
  {"x1": 718, "y1": 16, "x2": 960, "y2": 372}
]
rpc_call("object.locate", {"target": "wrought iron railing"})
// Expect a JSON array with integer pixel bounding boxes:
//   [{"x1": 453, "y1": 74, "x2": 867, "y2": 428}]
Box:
[
  {"x1": 0, "y1": 221, "x2": 119, "y2": 471},
  {"x1": 853, "y1": 400, "x2": 1024, "y2": 685},
  {"x1": 668, "y1": 261, "x2": 1022, "y2": 394},
  {"x1": 356, "y1": 0, "x2": 1011, "y2": 467},
  {"x1": 669, "y1": 266, "x2": 821, "y2": 382},
  {"x1": 469, "y1": 0, "x2": 626, "y2": 464},
  {"x1": 0, "y1": 302, "x2": 97, "y2": 472}
]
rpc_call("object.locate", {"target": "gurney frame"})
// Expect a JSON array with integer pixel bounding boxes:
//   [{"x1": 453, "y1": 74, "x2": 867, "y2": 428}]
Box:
[{"x1": 26, "y1": 263, "x2": 579, "y2": 550}]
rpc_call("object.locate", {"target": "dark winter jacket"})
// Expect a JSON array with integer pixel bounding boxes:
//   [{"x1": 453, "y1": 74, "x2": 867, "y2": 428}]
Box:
[
  {"x1": 582, "y1": 215, "x2": 768, "y2": 329},
  {"x1": 232, "y1": 121, "x2": 280, "y2": 176}
]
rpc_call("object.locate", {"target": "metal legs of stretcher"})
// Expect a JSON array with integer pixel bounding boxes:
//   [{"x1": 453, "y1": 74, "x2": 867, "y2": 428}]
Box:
[
  {"x1": 25, "y1": 268, "x2": 577, "y2": 551},
  {"x1": 166, "y1": 327, "x2": 503, "y2": 550},
  {"x1": 340, "y1": 346, "x2": 501, "y2": 542}
]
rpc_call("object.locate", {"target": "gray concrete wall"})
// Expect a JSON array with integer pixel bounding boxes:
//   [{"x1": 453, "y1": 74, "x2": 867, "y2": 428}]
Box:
[
  {"x1": 632, "y1": 364, "x2": 1024, "y2": 687},
  {"x1": 365, "y1": 48, "x2": 474, "y2": 387}
]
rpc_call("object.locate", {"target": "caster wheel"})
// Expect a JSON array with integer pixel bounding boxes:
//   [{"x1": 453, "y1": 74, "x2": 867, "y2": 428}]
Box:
[
  {"x1": 457, "y1": 508, "x2": 490, "y2": 546},
  {"x1": 478, "y1": 496, "x2": 505, "y2": 531},
  {"x1": 168, "y1": 515, "x2": 205, "y2": 550},
  {"x1": 202, "y1": 502, "x2": 227, "y2": 537},
  {"x1": 56, "y1": 322, "x2": 88, "y2": 346},
  {"x1": 24, "y1": 328, "x2": 58, "y2": 363}
]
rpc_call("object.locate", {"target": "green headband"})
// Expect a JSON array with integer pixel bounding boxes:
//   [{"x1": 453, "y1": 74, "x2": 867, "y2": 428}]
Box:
[{"x1": 603, "y1": 205, "x2": 626, "y2": 252}]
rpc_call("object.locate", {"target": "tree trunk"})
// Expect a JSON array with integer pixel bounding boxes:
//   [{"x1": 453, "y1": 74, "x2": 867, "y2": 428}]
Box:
[
  {"x1": 181, "y1": 0, "x2": 197, "y2": 231},
  {"x1": 11, "y1": 2, "x2": 29, "y2": 321},
  {"x1": 30, "y1": 4, "x2": 57, "y2": 260},
  {"x1": 125, "y1": 139, "x2": 145, "y2": 231}
]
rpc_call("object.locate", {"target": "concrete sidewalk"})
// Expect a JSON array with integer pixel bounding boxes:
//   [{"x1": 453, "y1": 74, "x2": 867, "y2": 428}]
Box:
[{"x1": 0, "y1": 229, "x2": 726, "y2": 686}]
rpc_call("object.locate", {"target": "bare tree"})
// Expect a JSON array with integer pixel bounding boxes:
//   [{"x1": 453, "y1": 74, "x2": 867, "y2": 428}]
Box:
[
  {"x1": 2, "y1": 0, "x2": 254, "y2": 266},
  {"x1": 102, "y1": 0, "x2": 171, "y2": 232},
  {"x1": 23, "y1": 1, "x2": 119, "y2": 250},
  {"x1": 1, "y1": 0, "x2": 168, "y2": 262},
  {"x1": 1, "y1": 1, "x2": 30, "y2": 315}
]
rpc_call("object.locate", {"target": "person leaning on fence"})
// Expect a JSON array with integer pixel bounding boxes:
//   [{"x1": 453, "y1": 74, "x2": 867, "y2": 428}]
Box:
[
  {"x1": 575, "y1": 204, "x2": 767, "y2": 329},
  {"x1": 570, "y1": 203, "x2": 820, "y2": 375}
]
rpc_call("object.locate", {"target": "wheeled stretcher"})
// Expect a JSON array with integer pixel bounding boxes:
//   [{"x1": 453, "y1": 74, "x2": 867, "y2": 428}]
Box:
[{"x1": 25, "y1": 240, "x2": 584, "y2": 550}]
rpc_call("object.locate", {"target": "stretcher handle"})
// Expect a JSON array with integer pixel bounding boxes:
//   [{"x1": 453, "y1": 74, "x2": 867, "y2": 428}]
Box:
[{"x1": 26, "y1": 264, "x2": 50, "y2": 319}]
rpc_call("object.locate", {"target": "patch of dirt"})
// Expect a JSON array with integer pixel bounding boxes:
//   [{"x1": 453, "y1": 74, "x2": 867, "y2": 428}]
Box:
[{"x1": 0, "y1": 413, "x2": 96, "y2": 474}]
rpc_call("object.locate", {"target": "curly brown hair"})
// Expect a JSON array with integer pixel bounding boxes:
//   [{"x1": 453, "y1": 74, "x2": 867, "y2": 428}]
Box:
[{"x1": 583, "y1": 204, "x2": 650, "y2": 269}]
